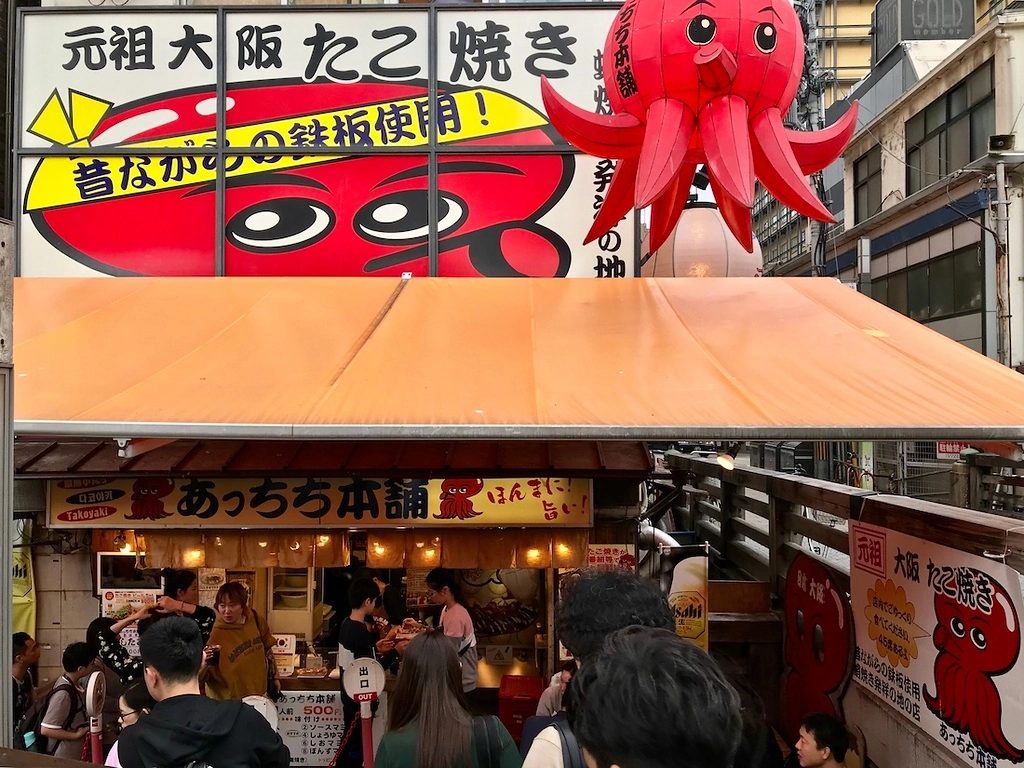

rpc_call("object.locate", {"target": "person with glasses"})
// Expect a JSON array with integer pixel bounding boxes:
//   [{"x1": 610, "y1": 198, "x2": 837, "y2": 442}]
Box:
[{"x1": 105, "y1": 680, "x2": 156, "y2": 768}]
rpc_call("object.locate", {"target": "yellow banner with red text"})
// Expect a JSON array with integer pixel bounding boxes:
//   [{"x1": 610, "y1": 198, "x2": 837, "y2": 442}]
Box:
[{"x1": 47, "y1": 477, "x2": 592, "y2": 529}]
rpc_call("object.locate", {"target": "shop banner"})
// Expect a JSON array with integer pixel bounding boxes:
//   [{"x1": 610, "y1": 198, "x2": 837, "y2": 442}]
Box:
[
  {"x1": 13, "y1": 520, "x2": 35, "y2": 638},
  {"x1": 18, "y1": 9, "x2": 634, "y2": 279},
  {"x1": 850, "y1": 521, "x2": 1024, "y2": 768},
  {"x1": 586, "y1": 544, "x2": 635, "y2": 572},
  {"x1": 48, "y1": 477, "x2": 593, "y2": 529}
]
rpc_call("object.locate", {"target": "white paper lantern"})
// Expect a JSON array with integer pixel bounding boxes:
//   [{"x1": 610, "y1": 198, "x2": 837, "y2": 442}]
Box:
[{"x1": 642, "y1": 204, "x2": 764, "y2": 278}]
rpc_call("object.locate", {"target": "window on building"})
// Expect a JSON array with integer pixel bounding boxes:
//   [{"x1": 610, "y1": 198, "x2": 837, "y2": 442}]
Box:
[
  {"x1": 871, "y1": 245, "x2": 983, "y2": 321},
  {"x1": 853, "y1": 146, "x2": 882, "y2": 224},
  {"x1": 906, "y1": 63, "x2": 994, "y2": 195}
]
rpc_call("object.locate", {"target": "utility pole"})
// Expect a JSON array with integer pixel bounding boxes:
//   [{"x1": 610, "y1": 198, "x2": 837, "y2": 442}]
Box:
[
  {"x1": 0, "y1": 218, "x2": 13, "y2": 747},
  {"x1": 793, "y1": 0, "x2": 833, "y2": 276}
]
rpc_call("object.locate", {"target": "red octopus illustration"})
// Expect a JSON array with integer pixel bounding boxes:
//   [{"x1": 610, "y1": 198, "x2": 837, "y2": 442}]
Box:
[
  {"x1": 127, "y1": 478, "x2": 175, "y2": 521},
  {"x1": 435, "y1": 479, "x2": 484, "y2": 521},
  {"x1": 923, "y1": 570, "x2": 1024, "y2": 762},
  {"x1": 783, "y1": 554, "x2": 853, "y2": 741},
  {"x1": 27, "y1": 80, "x2": 572, "y2": 278},
  {"x1": 540, "y1": 0, "x2": 858, "y2": 253}
]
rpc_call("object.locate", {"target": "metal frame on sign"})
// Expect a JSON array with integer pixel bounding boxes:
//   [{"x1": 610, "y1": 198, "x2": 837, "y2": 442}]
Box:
[{"x1": 12, "y1": 3, "x2": 639, "y2": 278}]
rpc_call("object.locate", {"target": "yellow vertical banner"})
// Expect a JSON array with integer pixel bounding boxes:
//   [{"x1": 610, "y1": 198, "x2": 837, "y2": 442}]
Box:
[
  {"x1": 12, "y1": 520, "x2": 36, "y2": 637},
  {"x1": 668, "y1": 553, "x2": 709, "y2": 651}
]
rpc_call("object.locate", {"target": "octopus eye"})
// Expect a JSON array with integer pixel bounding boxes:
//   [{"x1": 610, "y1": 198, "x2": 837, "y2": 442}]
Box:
[
  {"x1": 687, "y1": 15, "x2": 717, "y2": 46},
  {"x1": 971, "y1": 627, "x2": 988, "y2": 650},
  {"x1": 951, "y1": 616, "x2": 966, "y2": 638},
  {"x1": 227, "y1": 198, "x2": 335, "y2": 253},
  {"x1": 754, "y1": 22, "x2": 777, "y2": 53},
  {"x1": 355, "y1": 191, "x2": 467, "y2": 244}
]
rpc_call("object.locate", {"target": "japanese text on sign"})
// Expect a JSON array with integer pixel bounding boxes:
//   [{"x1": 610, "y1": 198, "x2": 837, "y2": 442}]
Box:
[{"x1": 47, "y1": 477, "x2": 594, "y2": 529}]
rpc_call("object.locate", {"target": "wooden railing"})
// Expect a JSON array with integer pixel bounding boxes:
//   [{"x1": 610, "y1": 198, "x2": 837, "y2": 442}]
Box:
[{"x1": 665, "y1": 452, "x2": 1024, "y2": 597}]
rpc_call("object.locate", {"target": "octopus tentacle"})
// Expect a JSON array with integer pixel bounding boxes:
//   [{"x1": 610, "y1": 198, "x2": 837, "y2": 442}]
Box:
[
  {"x1": 635, "y1": 99, "x2": 697, "y2": 209},
  {"x1": 751, "y1": 108, "x2": 835, "y2": 222},
  {"x1": 648, "y1": 164, "x2": 696, "y2": 255},
  {"x1": 699, "y1": 95, "x2": 754, "y2": 210},
  {"x1": 787, "y1": 103, "x2": 859, "y2": 175},
  {"x1": 706, "y1": 167, "x2": 753, "y2": 253},
  {"x1": 585, "y1": 157, "x2": 639, "y2": 245},
  {"x1": 541, "y1": 78, "x2": 645, "y2": 159}
]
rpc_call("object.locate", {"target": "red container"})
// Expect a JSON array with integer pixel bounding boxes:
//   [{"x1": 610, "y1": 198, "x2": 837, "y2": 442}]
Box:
[{"x1": 498, "y1": 674, "x2": 545, "y2": 744}]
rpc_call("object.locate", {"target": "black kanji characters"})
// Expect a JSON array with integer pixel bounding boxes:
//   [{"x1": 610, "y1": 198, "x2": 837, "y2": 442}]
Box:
[
  {"x1": 237, "y1": 25, "x2": 284, "y2": 70},
  {"x1": 72, "y1": 159, "x2": 114, "y2": 201},
  {"x1": 375, "y1": 104, "x2": 417, "y2": 145},
  {"x1": 336, "y1": 478, "x2": 382, "y2": 521},
  {"x1": 110, "y1": 26, "x2": 155, "y2": 71},
  {"x1": 449, "y1": 21, "x2": 512, "y2": 83},
  {"x1": 594, "y1": 254, "x2": 627, "y2": 278},
  {"x1": 63, "y1": 27, "x2": 107, "y2": 71},
  {"x1": 169, "y1": 24, "x2": 214, "y2": 70},
  {"x1": 525, "y1": 22, "x2": 577, "y2": 79}
]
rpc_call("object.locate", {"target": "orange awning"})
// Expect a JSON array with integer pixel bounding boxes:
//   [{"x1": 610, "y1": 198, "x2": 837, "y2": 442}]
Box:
[{"x1": 14, "y1": 276, "x2": 1024, "y2": 441}]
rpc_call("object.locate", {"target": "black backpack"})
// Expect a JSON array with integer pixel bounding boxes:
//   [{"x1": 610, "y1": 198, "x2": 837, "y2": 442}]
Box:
[
  {"x1": 552, "y1": 719, "x2": 586, "y2": 768},
  {"x1": 15, "y1": 679, "x2": 81, "y2": 754},
  {"x1": 472, "y1": 716, "x2": 502, "y2": 768}
]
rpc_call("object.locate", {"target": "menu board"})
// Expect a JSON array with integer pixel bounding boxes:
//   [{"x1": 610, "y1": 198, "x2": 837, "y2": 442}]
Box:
[
  {"x1": 101, "y1": 588, "x2": 161, "y2": 658},
  {"x1": 198, "y1": 568, "x2": 226, "y2": 609},
  {"x1": 405, "y1": 570, "x2": 432, "y2": 608},
  {"x1": 276, "y1": 690, "x2": 344, "y2": 766}
]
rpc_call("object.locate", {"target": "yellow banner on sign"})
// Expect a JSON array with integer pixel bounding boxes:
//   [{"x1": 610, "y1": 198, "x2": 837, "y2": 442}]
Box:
[
  {"x1": 47, "y1": 477, "x2": 592, "y2": 529},
  {"x1": 25, "y1": 88, "x2": 548, "y2": 211}
]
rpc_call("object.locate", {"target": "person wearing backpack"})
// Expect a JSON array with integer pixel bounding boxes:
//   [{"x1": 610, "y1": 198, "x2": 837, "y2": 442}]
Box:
[
  {"x1": 376, "y1": 630, "x2": 521, "y2": 768},
  {"x1": 522, "y1": 572, "x2": 674, "y2": 768},
  {"x1": 40, "y1": 641, "x2": 97, "y2": 759},
  {"x1": 117, "y1": 616, "x2": 289, "y2": 768}
]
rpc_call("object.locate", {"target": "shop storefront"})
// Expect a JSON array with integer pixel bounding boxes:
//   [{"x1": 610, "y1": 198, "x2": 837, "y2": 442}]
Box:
[{"x1": 40, "y1": 469, "x2": 629, "y2": 765}]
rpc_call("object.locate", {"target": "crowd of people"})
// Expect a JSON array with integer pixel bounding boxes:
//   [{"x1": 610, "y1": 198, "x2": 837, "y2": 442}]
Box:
[{"x1": 10, "y1": 567, "x2": 856, "y2": 768}]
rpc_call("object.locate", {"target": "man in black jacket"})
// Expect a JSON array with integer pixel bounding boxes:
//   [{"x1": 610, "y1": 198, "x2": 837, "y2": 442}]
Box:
[{"x1": 118, "y1": 616, "x2": 290, "y2": 768}]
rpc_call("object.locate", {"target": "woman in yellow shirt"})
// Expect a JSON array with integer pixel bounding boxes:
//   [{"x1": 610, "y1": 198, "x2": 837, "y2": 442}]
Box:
[{"x1": 203, "y1": 582, "x2": 279, "y2": 701}]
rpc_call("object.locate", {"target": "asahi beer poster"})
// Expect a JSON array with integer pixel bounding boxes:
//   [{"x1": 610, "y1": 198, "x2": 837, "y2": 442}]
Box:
[
  {"x1": 850, "y1": 521, "x2": 1024, "y2": 768},
  {"x1": 18, "y1": 8, "x2": 634, "y2": 278}
]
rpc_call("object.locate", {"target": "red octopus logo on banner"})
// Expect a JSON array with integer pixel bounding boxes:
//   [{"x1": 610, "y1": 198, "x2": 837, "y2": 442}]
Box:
[
  {"x1": 924, "y1": 569, "x2": 1024, "y2": 762},
  {"x1": 540, "y1": 0, "x2": 859, "y2": 253}
]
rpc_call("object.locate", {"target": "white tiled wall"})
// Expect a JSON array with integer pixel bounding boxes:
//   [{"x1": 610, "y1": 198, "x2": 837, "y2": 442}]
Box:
[{"x1": 32, "y1": 552, "x2": 100, "y2": 687}]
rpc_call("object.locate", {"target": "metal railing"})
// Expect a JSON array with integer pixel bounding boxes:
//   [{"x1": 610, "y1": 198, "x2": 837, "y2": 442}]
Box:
[{"x1": 666, "y1": 453, "x2": 1024, "y2": 596}]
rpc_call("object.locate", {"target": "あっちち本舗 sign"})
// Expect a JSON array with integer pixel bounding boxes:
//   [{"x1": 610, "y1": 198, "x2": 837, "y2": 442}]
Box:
[{"x1": 47, "y1": 477, "x2": 593, "y2": 528}]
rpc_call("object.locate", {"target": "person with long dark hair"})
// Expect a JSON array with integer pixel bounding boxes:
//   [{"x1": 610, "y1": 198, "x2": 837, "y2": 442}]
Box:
[{"x1": 376, "y1": 631, "x2": 520, "y2": 768}]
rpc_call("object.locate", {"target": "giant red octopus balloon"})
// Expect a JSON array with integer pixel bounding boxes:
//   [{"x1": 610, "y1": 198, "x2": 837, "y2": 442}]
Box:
[
  {"x1": 923, "y1": 571, "x2": 1024, "y2": 762},
  {"x1": 540, "y1": 0, "x2": 859, "y2": 253}
]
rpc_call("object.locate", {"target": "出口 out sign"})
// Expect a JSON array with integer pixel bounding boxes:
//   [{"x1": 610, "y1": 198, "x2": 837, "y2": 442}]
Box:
[
  {"x1": 17, "y1": 7, "x2": 635, "y2": 279},
  {"x1": 850, "y1": 521, "x2": 1024, "y2": 768}
]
